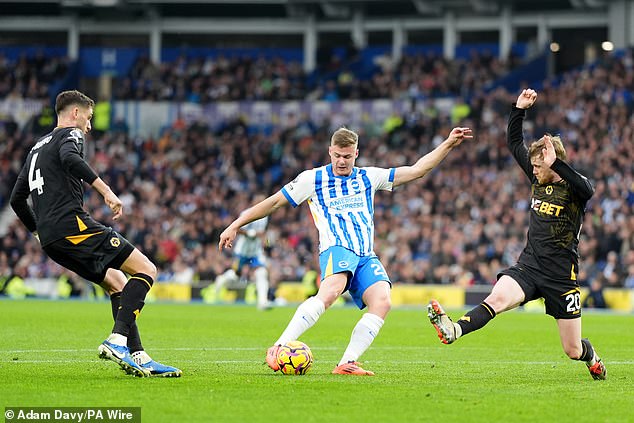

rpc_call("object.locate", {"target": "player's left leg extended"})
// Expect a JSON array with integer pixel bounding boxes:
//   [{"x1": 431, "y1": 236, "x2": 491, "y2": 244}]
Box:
[
  {"x1": 557, "y1": 318, "x2": 606, "y2": 380},
  {"x1": 108, "y1": 291, "x2": 182, "y2": 377},
  {"x1": 333, "y1": 256, "x2": 392, "y2": 376},
  {"x1": 332, "y1": 280, "x2": 390, "y2": 376},
  {"x1": 100, "y1": 251, "x2": 182, "y2": 377},
  {"x1": 429, "y1": 275, "x2": 525, "y2": 344}
]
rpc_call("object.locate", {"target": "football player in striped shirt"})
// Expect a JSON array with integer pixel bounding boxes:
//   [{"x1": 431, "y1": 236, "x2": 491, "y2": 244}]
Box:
[{"x1": 220, "y1": 125, "x2": 472, "y2": 375}]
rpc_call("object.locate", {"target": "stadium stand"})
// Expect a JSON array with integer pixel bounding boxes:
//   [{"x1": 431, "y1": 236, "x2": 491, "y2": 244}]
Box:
[{"x1": 0, "y1": 0, "x2": 632, "y2": 307}]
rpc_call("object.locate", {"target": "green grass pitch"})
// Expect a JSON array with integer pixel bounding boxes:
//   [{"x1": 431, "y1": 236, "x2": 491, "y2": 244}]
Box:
[{"x1": 1, "y1": 299, "x2": 632, "y2": 423}]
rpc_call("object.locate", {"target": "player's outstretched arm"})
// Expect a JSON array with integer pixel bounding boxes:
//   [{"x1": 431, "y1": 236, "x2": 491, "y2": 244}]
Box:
[
  {"x1": 392, "y1": 127, "x2": 473, "y2": 187},
  {"x1": 92, "y1": 177, "x2": 123, "y2": 220},
  {"x1": 219, "y1": 191, "x2": 288, "y2": 250},
  {"x1": 507, "y1": 89, "x2": 536, "y2": 180}
]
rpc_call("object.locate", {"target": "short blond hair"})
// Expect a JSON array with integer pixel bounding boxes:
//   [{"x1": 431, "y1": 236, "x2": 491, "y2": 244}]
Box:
[
  {"x1": 331, "y1": 127, "x2": 358, "y2": 148},
  {"x1": 528, "y1": 134, "x2": 567, "y2": 161}
]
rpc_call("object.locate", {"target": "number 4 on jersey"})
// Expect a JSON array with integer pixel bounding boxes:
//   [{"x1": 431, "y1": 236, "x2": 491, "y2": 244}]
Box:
[{"x1": 28, "y1": 152, "x2": 45, "y2": 195}]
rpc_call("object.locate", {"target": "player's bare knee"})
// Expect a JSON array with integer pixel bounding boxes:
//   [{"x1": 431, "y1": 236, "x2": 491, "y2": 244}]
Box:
[
  {"x1": 483, "y1": 294, "x2": 515, "y2": 314},
  {"x1": 144, "y1": 260, "x2": 158, "y2": 279},
  {"x1": 134, "y1": 256, "x2": 157, "y2": 279},
  {"x1": 368, "y1": 300, "x2": 391, "y2": 319},
  {"x1": 102, "y1": 269, "x2": 126, "y2": 294},
  {"x1": 318, "y1": 291, "x2": 341, "y2": 309},
  {"x1": 366, "y1": 291, "x2": 391, "y2": 317}
]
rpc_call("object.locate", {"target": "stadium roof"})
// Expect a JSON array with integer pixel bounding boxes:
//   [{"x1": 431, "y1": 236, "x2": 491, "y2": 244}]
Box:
[{"x1": 1, "y1": 0, "x2": 610, "y2": 19}]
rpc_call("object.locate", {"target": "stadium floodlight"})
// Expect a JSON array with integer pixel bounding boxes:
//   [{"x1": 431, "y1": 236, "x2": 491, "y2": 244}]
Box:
[
  {"x1": 61, "y1": 0, "x2": 119, "y2": 5},
  {"x1": 92, "y1": 0, "x2": 119, "y2": 5},
  {"x1": 412, "y1": 0, "x2": 441, "y2": 15}
]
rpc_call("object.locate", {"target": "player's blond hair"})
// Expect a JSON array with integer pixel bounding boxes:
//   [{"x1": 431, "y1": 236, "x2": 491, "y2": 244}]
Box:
[
  {"x1": 331, "y1": 127, "x2": 359, "y2": 148},
  {"x1": 528, "y1": 134, "x2": 567, "y2": 161}
]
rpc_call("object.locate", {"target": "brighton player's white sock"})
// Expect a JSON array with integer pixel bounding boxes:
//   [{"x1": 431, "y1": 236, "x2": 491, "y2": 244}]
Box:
[
  {"x1": 275, "y1": 297, "x2": 325, "y2": 346},
  {"x1": 254, "y1": 267, "x2": 269, "y2": 308},
  {"x1": 107, "y1": 333, "x2": 128, "y2": 347},
  {"x1": 338, "y1": 313, "x2": 384, "y2": 365}
]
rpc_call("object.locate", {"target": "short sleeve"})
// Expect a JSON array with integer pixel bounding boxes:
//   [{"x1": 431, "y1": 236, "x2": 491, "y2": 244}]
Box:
[
  {"x1": 363, "y1": 167, "x2": 394, "y2": 192},
  {"x1": 281, "y1": 169, "x2": 315, "y2": 208}
]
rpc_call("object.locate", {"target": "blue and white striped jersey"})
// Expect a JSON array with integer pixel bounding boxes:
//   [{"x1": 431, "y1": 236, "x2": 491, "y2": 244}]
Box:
[
  {"x1": 281, "y1": 164, "x2": 395, "y2": 256},
  {"x1": 234, "y1": 216, "x2": 269, "y2": 258}
]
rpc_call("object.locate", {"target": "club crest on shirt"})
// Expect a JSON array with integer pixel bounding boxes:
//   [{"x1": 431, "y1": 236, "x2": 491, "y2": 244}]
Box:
[
  {"x1": 110, "y1": 237, "x2": 121, "y2": 247},
  {"x1": 70, "y1": 129, "x2": 84, "y2": 144},
  {"x1": 351, "y1": 179, "x2": 361, "y2": 193},
  {"x1": 545, "y1": 186, "x2": 553, "y2": 195}
]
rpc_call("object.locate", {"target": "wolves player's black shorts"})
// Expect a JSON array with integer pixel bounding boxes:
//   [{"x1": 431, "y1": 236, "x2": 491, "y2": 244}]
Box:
[
  {"x1": 498, "y1": 264, "x2": 581, "y2": 319},
  {"x1": 43, "y1": 228, "x2": 135, "y2": 284}
]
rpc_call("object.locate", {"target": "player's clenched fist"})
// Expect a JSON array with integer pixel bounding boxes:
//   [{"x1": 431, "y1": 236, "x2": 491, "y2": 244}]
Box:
[{"x1": 516, "y1": 88, "x2": 537, "y2": 109}]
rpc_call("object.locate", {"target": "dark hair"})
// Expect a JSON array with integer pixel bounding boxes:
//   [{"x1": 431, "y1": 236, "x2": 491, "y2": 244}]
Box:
[{"x1": 55, "y1": 90, "x2": 95, "y2": 115}]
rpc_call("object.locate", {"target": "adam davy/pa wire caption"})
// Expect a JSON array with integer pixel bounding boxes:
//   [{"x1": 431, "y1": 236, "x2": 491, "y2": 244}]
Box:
[{"x1": 4, "y1": 408, "x2": 141, "y2": 423}]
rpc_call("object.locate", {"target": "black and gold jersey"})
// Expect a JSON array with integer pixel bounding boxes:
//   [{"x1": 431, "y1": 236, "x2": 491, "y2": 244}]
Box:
[
  {"x1": 10, "y1": 126, "x2": 104, "y2": 247},
  {"x1": 507, "y1": 105, "x2": 594, "y2": 280}
]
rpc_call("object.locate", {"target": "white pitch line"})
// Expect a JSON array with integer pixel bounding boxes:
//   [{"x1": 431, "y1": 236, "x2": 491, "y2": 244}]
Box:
[
  {"x1": 4, "y1": 359, "x2": 634, "y2": 365},
  {"x1": 0, "y1": 346, "x2": 422, "y2": 353}
]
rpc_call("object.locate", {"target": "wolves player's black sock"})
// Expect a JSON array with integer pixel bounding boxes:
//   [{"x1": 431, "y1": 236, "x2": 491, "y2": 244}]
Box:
[
  {"x1": 113, "y1": 273, "x2": 153, "y2": 337},
  {"x1": 456, "y1": 302, "x2": 496, "y2": 337},
  {"x1": 577, "y1": 338, "x2": 596, "y2": 362},
  {"x1": 109, "y1": 292, "x2": 122, "y2": 324},
  {"x1": 110, "y1": 292, "x2": 144, "y2": 353}
]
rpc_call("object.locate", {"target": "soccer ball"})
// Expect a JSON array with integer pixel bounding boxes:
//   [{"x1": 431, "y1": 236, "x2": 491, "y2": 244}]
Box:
[{"x1": 276, "y1": 340, "x2": 313, "y2": 375}]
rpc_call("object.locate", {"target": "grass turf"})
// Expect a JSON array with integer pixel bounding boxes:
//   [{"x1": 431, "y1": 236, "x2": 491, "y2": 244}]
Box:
[{"x1": 0, "y1": 299, "x2": 631, "y2": 422}]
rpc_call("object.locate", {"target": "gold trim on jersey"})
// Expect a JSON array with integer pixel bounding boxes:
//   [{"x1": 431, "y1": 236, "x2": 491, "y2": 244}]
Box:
[
  {"x1": 481, "y1": 302, "x2": 495, "y2": 317},
  {"x1": 76, "y1": 215, "x2": 88, "y2": 232},
  {"x1": 560, "y1": 287, "x2": 581, "y2": 297},
  {"x1": 570, "y1": 264, "x2": 577, "y2": 281},
  {"x1": 324, "y1": 253, "x2": 333, "y2": 278},
  {"x1": 130, "y1": 275, "x2": 152, "y2": 290},
  {"x1": 65, "y1": 231, "x2": 104, "y2": 245}
]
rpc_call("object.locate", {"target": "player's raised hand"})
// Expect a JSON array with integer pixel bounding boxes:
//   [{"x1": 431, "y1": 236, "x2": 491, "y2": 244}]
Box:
[
  {"x1": 542, "y1": 135, "x2": 556, "y2": 167},
  {"x1": 447, "y1": 127, "x2": 473, "y2": 147},
  {"x1": 219, "y1": 226, "x2": 238, "y2": 251},
  {"x1": 516, "y1": 88, "x2": 537, "y2": 109}
]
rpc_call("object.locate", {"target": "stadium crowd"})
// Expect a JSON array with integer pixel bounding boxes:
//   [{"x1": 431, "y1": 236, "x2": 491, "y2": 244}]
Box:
[
  {"x1": 1, "y1": 49, "x2": 633, "y2": 295},
  {"x1": 112, "y1": 49, "x2": 512, "y2": 102},
  {"x1": 0, "y1": 51, "x2": 69, "y2": 101}
]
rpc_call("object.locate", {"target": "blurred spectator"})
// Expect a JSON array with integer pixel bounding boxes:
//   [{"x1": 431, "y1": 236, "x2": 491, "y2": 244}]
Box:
[
  {"x1": 1, "y1": 49, "x2": 633, "y2": 289},
  {"x1": 582, "y1": 277, "x2": 607, "y2": 309}
]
